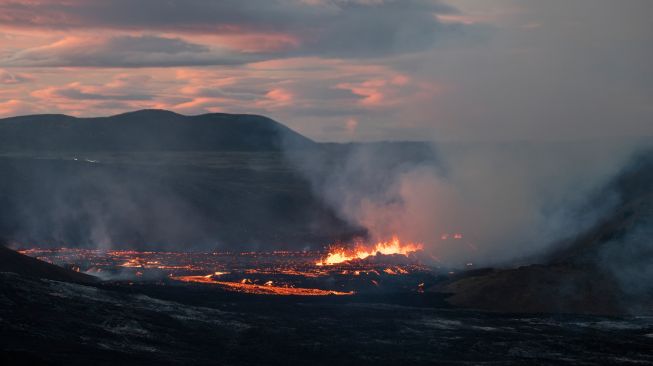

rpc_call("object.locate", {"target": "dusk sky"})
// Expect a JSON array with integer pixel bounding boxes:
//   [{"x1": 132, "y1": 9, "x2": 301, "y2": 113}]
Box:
[{"x1": 0, "y1": 0, "x2": 651, "y2": 142}]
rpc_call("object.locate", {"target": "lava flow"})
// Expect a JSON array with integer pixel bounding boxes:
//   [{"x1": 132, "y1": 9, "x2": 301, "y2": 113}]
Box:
[
  {"x1": 171, "y1": 275, "x2": 354, "y2": 296},
  {"x1": 19, "y1": 245, "x2": 432, "y2": 296},
  {"x1": 316, "y1": 236, "x2": 423, "y2": 266}
]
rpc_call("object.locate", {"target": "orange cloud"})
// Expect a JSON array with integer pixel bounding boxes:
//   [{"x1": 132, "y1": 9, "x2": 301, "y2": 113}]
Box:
[
  {"x1": 0, "y1": 99, "x2": 36, "y2": 117},
  {"x1": 170, "y1": 97, "x2": 227, "y2": 114},
  {"x1": 257, "y1": 88, "x2": 294, "y2": 109},
  {"x1": 191, "y1": 32, "x2": 301, "y2": 53},
  {"x1": 336, "y1": 79, "x2": 388, "y2": 107}
]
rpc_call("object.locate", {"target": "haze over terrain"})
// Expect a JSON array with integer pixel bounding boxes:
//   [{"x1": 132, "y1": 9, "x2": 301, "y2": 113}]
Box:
[{"x1": 0, "y1": 110, "x2": 362, "y2": 250}]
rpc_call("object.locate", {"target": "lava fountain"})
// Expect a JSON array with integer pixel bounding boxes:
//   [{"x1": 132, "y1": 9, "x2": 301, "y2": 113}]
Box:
[{"x1": 316, "y1": 236, "x2": 423, "y2": 266}]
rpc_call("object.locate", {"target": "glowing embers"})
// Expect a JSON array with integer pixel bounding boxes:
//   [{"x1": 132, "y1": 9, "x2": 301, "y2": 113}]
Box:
[
  {"x1": 170, "y1": 275, "x2": 353, "y2": 296},
  {"x1": 316, "y1": 236, "x2": 423, "y2": 266}
]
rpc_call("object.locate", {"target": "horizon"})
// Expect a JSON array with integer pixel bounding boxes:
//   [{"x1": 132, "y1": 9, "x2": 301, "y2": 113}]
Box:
[{"x1": 2, "y1": 108, "x2": 652, "y2": 145}]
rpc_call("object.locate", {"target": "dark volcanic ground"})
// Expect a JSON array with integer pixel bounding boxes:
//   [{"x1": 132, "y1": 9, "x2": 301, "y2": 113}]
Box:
[{"x1": 1, "y1": 272, "x2": 653, "y2": 366}]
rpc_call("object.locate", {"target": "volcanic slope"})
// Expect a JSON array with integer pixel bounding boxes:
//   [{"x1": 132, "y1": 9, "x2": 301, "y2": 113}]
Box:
[{"x1": 0, "y1": 109, "x2": 313, "y2": 152}]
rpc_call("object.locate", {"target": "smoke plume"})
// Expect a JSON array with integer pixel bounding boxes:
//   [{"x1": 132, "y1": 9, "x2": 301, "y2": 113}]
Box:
[{"x1": 285, "y1": 138, "x2": 649, "y2": 267}]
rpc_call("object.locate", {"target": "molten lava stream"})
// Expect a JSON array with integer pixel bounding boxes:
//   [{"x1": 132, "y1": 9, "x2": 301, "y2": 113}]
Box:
[
  {"x1": 316, "y1": 236, "x2": 423, "y2": 266},
  {"x1": 170, "y1": 275, "x2": 353, "y2": 296}
]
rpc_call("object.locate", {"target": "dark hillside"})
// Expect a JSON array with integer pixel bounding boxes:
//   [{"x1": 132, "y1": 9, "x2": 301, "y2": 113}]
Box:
[{"x1": 0, "y1": 110, "x2": 314, "y2": 152}]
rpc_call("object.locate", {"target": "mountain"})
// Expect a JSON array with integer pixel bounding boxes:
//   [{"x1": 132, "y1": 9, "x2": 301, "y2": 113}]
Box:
[
  {"x1": 0, "y1": 110, "x2": 314, "y2": 152},
  {"x1": 0, "y1": 245, "x2": 96, "y2": 284},
  {"x1": 434, "y1": 149, "x2": 653, "y2": 315}
]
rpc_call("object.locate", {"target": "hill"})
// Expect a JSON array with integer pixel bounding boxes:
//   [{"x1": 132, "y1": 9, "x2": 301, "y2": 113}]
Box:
[{"x1": 0, "y1": 110, "x2": 314, "y2": 152}]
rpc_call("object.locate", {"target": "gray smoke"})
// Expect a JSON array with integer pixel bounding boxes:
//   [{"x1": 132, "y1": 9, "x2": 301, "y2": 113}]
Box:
[
  {"x1": 284, "y1": 138, "x2": 648, "y2": 267},
  {"x1": 600, "y1": 222, "x2": 653, "y2": 299}
]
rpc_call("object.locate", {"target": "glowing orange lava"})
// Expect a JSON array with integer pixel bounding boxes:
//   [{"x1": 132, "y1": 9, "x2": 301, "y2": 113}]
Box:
[
  {"x1": 170, "y1": 275, "x2": 353, "y2": 296},
  {"x1": 316, "y1": 236, "x2": 423, "y2": 266}
]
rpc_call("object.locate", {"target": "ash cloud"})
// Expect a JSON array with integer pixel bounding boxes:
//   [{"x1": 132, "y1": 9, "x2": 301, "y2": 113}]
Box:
[
  {"x1": 600, "y1": 222, "x2": 653, "y2": 304},
  {"x1": 590, "y1": 150, "x2": 653, "y2": 308}
]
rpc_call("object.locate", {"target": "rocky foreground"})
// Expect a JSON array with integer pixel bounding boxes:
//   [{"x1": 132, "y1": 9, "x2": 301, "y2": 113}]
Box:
[{"x1": 1, "y1": 271, "x2": 652, "y2": 366}]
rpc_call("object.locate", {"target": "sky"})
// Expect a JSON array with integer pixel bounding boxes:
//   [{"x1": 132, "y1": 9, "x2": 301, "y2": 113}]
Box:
[{"x1": 0, "y1": 0, "x2": 651, "y2": 142}]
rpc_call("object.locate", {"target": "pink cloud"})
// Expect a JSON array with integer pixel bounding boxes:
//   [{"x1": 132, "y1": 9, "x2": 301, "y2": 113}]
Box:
[
  {"x1": 265, "y1": 88, "x2": 293, "y2": 103},
  {"x1": 192, "y1": 32, "x2": 301, "y2": 53},
  {"x1": 27, "y1": 73, "x2": 163, "y2": 115},
  {"x1": 337, "y1": 80, "x2": 386, "y2": 107},
  {"x1": 0, "y1": 99, "x2": 36, "y2": 117},
  {"x1": 170, "y1": 97, "x2": 227, "y2": 114},
  {"x1": 0, "y1": 50, "x2": 445, "y2": 140},
  {"x1": 31, "y1": 79, "x2": 152, "y2": 102},
  {"x1": 256, "y1": 88, "x2": 295, "y2": 110}
]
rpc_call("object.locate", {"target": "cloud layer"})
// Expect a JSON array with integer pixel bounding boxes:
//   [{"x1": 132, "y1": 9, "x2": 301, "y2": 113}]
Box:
[
  {"x1": 0, "y1": 0, "x2": 460, "y2": 62},
  {"x1": 0, "y1": 0, "x2": 651, "y2": 142}
]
